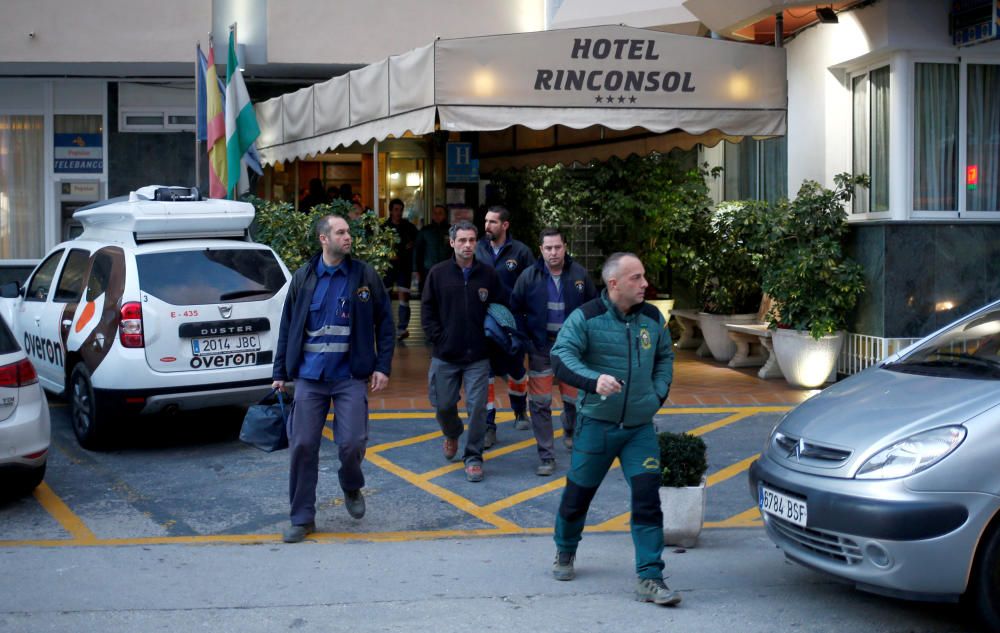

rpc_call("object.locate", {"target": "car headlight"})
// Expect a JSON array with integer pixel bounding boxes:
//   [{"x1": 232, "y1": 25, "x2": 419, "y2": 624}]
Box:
[{"x1": 855, "y1": 426, "x2": 966, "y2": 480}]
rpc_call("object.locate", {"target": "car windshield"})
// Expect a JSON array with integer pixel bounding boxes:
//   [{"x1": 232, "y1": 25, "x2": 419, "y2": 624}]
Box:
[
  {"x1": 0, "y1": 316, "x2": 18, "y2": 354},
  {"x1": 136, "y1": 248, "x2": 285, "y2": 306},
  {"x1": 886, "y1": 306, "x2": 1000, "y2": 379}
]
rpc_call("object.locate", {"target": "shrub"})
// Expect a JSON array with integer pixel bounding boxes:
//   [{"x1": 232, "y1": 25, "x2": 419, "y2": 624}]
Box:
[
  {"x1": 658, "y1": 431, "x2": 708, "y2": 487},
  {"x1": 247, "y1": 196, "x2": 398, "y2": 276}
]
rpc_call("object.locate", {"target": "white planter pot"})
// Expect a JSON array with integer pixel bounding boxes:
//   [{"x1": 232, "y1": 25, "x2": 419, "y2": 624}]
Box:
[
  {"x1": 659, "y1": 480, "x2": 706, "y2": 548},
  {"x1": 771, "y1": 329, "x2": 845, "y2": 389},
  {"x1": 697, "y1": 312, "x2": 758, "y2": 362}
]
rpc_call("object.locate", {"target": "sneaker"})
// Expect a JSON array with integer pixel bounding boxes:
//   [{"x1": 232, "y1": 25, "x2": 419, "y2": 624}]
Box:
[
  {"x1": 483, "y1": 426, "x2": 497, "y2": 449},
  {"x1": 513, "y1": 412, "x2": 530, "y2": 431},
  {"x1": 635, "y1": 578, "x2": 682, "y2": 606},
  {"x1": 536, "y1": 458, "x2": 556, "y2": 476},
  {"x1": 443, "y1": 437, "x2": 458, "y2": 460},
  {"x1": 552, "y1": 551, "x2": 575, "y2": 581},
  {"x1": 344, "y1": 489, "x2": 365, "y2": 519},
  {"x1": 281, "y1": 521, "x2": 315, "y2": 543},
  {"x1": 465, "y1": 461, "x2": 484, "y2": 482},
  {"x1": 563, "y1": 433, "x2": 574, "y2": 451}
]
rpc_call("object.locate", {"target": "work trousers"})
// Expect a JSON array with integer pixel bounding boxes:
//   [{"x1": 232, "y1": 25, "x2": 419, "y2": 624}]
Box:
[
  {"x1": 554, "y1": 415, "x2": 665, "y2": 579},
  {"x1": 527, "y1": 343, "x2": 577, "y2": 460},
  {"x1": 429, "y1": 357, "x2": 490, "y2": 464},
  {"x1": 485, "y1": 352, "x2": 527, "y2": 430},
  {"x1": 288, "y1": 377, "x2": 368, "y2": 525}
]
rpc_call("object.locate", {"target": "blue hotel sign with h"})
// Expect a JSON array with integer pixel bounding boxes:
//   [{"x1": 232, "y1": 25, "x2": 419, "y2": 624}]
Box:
[{"x1": 446, "y1": 142, "x2": 479, "y2": 183}]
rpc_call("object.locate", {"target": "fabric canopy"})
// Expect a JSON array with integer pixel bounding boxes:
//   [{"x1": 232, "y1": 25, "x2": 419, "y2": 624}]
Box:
[{"x1": 255, "y1": 25, "x2": 786, "y2": 165}]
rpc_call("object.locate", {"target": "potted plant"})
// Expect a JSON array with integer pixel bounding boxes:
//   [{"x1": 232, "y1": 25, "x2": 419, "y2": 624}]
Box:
[
  {"x1": 758, "y1": 174, "x2": 868, "y2": 388},
  {"x1": 690, "y1": 200, "x2": 766, "y2": 362},
  {"x1": 658, "y1": 431, "x2": 709, "y2": 548}
]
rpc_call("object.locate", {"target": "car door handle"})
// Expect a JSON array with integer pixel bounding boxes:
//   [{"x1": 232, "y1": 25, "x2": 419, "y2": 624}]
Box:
[
  {"x1": 34, "y1": 316, "x2": 41, "y2": 325},
  {"x1": 62, "y1": 319, "x2": 72, "y2": 327}
]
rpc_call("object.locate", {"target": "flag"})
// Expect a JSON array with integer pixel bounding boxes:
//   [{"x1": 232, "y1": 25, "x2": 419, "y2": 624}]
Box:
[
  {"x1": 198, "y1": 44, "x2": 262, "y2": 176},
  {"x1": 205, "y1": 39, "x2": 227, "y2": 199},
  {"x1": 195, "y1": 45, "x2": 208, "y2": 141},
  {"x1": 225, "y1": 27, "x2": 260, "y2": 199}
]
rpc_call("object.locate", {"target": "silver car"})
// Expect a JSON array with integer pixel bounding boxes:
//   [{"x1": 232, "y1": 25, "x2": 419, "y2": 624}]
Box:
[
  {"x1": 0, "y1": 313, "x2": 50, "y2": 497},
  {"x1": 750, "y1": 299, "x2": 1000, "y2": 631}
]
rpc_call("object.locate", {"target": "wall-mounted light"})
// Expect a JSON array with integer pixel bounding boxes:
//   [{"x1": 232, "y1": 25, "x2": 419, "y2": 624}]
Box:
[
  {"x1": 390, "y1": 172, "x2": 400, "y2": 181},
  {"x1": 406, "y1": 172, "x2": 422, "y2": 187},
  {"x1": 816, "y1": 7, "x2": 838, "y2": 24}
]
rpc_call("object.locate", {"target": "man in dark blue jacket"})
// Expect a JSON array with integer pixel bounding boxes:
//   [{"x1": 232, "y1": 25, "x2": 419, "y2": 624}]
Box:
[
  {"x1": 422, "y1": 220, "x2": 507, "y2": 482},
  {"x1": 273, "y1": 214, "x2": 395, "y2": 543},
  {"x1": 475, "y1": 205, "x2": 534, "y2": 448},
  {"x1": 510, "y1": 228, "x2": 596, "y2": 476}
]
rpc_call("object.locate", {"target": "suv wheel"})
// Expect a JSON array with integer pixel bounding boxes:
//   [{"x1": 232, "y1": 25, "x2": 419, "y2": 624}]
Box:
[{"x1": 70, "y1": 364, "x2": 110, "y2": 450}]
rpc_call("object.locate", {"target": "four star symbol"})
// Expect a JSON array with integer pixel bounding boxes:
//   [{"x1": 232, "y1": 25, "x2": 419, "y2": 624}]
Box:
[{"x1": 594, "y1": 95, "x2": 638, "y2": 105}]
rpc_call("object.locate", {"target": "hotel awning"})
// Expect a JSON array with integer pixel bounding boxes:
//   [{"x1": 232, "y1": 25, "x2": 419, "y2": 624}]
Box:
[{"x1": 255, "y1": 25, "x2": 786, "y2": 166}]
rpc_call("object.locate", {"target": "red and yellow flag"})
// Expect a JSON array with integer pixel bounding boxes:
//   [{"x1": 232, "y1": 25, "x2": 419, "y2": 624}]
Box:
[{"x1": 205, "y1": 40, "x2": 227, "y2": 199}]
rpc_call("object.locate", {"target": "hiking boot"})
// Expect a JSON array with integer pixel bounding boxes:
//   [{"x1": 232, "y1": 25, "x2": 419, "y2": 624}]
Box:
[
  {"x1": 397, "y1": 330, "x2": 409, "y2": 341},
  {"x1": 465, "y1": 461, "x2": 484, "y2": 482},
  {"x1": 563, "y1": 433, "x2": 574, "y2": 451},
  {"x1": 345, "y1": 489, "x2": 365, "y2": 519},
  {"x1": 513, "y1": 412, "x2": 530, "y2": 431},
  {"x1": 443, "y1": 437, "x2": 458, "y2": 460},
  {"x1": 281, "y1": 521, "x2": 315, "y2": 543},
  {"x1": 635, "y1": 578, "x2": 682, "y2": 606},
  {"x1": 552, "y1": 551, "x2": 575, "y2": 581},
  {"x1": 536, "y1": 458, "x2": 556, "y2": 477},
  {"x1": 483, "y1": 426, "x2": 497, "y2": 449}
]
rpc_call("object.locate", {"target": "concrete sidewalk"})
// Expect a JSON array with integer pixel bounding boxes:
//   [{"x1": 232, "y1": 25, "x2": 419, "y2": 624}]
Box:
[{"x1": 0, "y1": 529, "x2": 969, "y2": 633}]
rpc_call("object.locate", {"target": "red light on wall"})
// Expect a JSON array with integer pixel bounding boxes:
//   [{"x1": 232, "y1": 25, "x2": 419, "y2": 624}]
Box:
[{"x1": 968, "y1": 164, "x2": 979, "y2": 190}]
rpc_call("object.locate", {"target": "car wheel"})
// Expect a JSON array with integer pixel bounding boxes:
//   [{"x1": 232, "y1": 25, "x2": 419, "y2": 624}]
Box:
[
  {"x1": 70, "y1": 363, "x2": 110, "y2": 450},
  {"x1": 970, "y1": 522, "x2": 1000, "y2": 633}
]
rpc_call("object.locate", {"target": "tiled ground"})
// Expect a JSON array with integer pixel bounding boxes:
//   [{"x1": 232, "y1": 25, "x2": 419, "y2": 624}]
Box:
[{"x1": 373, "y1": 343, "x2": 814, "y2": 411}]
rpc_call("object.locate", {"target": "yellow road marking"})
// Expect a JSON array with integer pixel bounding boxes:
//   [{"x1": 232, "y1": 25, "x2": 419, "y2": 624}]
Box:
[
  {"x1": 33, "y1": 482, "x2": 97, "y2": 543},
  {"x1": 364, "y1": 452, "x2": 519, "y2": 531},
  {"x1": 481, "y1": 477, "x2": 568, "y2": 514},
  {"x1": 419, "y1": 430, "x2": 563, "y2": 479},
  {"x1": 708, "y1": 506, "x2": 762, "y2": 528},
  {"x1": 706, "y1": 454, "x2": 760, "y2": 487},
  {"x1": 687, "y1": 410, "x2": 759, "y2": 436}
]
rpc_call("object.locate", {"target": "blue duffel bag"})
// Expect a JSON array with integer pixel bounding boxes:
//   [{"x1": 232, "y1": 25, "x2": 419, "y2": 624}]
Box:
[{"x1": 239, "y1": 389, "x2": 290, "y2": 452}]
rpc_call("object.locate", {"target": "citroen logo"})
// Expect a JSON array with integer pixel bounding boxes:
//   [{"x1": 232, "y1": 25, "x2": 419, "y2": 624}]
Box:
[{"x1": 218, "y1": 304, "x2": 233, "y2": 319}]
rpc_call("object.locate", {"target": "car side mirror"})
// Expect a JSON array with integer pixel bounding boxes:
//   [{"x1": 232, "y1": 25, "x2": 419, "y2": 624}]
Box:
[{"x1": 0, "y1": 281, "x2": 20, "y2": 299}]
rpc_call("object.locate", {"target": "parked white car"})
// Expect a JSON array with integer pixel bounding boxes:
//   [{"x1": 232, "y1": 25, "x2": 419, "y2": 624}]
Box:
[
  {"x1": 0, "y1": 313, "x2": 49, "y2": 496},
  {"x1": 0, "y1": 186, "x2": 290, "y2": 450}
]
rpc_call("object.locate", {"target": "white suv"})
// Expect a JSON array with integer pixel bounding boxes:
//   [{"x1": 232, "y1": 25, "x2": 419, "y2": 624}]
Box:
[{"x1": 0, "y1": 186, "x2": 290, "y2": 449}]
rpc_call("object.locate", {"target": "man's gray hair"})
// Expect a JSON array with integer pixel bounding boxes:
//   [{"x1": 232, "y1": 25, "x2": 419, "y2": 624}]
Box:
[
  {"x1": 449, "y1": 220, "x2": 478, "y2": 240},
  {"x1": 316, "y1": 214, "x2": 347, "y2": 237},
  {"x1": 601, "y1": 252, "x2": 639, "y2": 284}
]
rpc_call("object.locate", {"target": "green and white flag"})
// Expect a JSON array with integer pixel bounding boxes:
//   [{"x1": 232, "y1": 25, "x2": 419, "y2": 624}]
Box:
[{"x1": 225, "y1": 27, "x2": 260, "y2": 199}]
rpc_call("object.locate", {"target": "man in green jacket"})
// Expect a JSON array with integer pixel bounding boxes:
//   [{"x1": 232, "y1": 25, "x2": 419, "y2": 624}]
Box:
[{"x1": 549, "y1": 252, "x2": 681, "y2": 606}]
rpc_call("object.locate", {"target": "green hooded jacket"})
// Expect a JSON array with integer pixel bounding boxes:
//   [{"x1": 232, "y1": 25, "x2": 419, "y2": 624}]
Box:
[{"x1": 551, "y1": 290, "x2": 673, "y2": 427}]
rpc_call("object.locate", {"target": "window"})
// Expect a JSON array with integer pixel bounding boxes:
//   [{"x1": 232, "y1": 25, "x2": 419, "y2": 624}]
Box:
[
  {"x1": 0, "y1": 312, "x2": 17, "y2": 354},
  {"x1": 136, "y1": 248, "x2": 285, "y2": 305},
  {"x1": 0, "y1": 115, "x2": 45, "y2": 259},
  {"x1": 852, "y1": 66, "x2": 890, "y2": 213},
  {"x1": 912, "y1": 61, "x2": 1000, "y2": 215},
  {"x1": 25, "y1": 250, "x2": 65, "y2": 303},
  {"x1": 966, "y1": 64, "x2": 1000, "y2": 212},
  {"x1": 722, "y1": 137, "x2": 787, "y2": 203},
  {"x1": 119, "y1": 108, "x2": 195, "y2": 132},
  {"x1": 53, "y1": 249, "x2": 92, "y2": 302},
  {"x1": 85, "y1": 251, "x2": 113, "y2": 302},
  {"x1": 913, "y1": 63, "x2": 958, "y2": 211}
]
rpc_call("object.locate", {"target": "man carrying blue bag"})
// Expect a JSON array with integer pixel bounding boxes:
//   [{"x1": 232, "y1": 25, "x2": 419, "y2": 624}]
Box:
[{"x1": 273, "y1": 214, "x2": 395, "y2": 543}]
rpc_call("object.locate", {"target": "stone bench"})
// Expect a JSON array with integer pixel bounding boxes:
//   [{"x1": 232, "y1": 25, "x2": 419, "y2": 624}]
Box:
[
  {"x1": 725, "y1": 323, "x2": 783, "y2": 379},
  {"x1": 671, "y1": 308, "x2": 711, "y2": 357}
]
